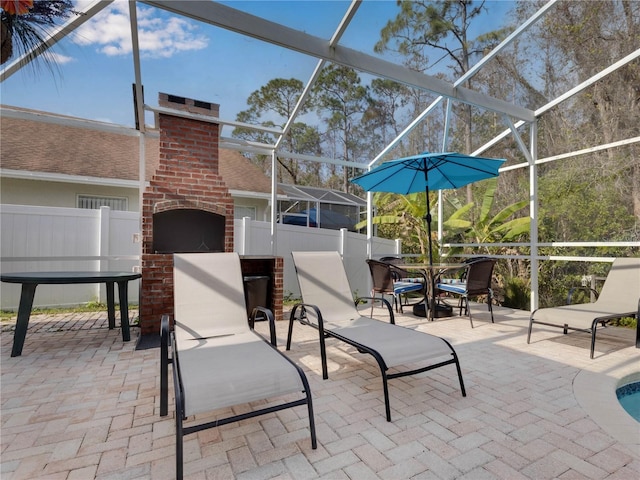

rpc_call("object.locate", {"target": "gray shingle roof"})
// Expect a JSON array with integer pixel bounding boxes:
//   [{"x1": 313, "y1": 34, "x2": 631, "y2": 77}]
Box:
[{"x1": 0, "y1": 107, "x2": 272, "y2": 194}]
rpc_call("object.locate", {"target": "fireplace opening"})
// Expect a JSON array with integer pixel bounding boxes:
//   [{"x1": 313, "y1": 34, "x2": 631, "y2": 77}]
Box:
[{"x1": 153, "y1": 209, "x2": 225, "y2": 254}]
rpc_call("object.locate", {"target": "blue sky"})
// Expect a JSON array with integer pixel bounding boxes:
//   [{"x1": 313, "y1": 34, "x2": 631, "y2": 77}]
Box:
[{"x1": 0, "y1": 0, "x2": 514, "y2": 135}]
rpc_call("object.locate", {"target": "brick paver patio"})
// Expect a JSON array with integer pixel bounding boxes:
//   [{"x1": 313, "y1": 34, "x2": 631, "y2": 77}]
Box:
[{"x1": 1, "y1": 304, "x2": 638, "y2": 479}]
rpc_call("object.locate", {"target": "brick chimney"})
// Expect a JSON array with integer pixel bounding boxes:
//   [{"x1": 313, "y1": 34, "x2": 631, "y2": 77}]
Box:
[{"x1": 139, "y1": 93, "x2": 234, "y2": 335}]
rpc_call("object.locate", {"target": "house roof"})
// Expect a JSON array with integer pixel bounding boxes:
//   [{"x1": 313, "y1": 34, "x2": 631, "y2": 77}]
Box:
[
  {"x1": 0, "y1": 105, "x2": 273, "y2": 195},
  {"x1": 278, "y1": 183, "x2": 366, "y2": 207}
]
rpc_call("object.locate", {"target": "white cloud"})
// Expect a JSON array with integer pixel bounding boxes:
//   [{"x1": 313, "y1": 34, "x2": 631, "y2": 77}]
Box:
[
  {"x1": 49, "y1": 52, "x2": 74, "y2": 65},
  {"x1": 72, "y1": 1, "x2": 208, "y2": 58}
]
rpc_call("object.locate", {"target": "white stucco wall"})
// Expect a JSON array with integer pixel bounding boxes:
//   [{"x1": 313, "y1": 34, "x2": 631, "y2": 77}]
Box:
[
  {"x1": 1, "y1": 178, "x2": 142, "y2": 212},
  {"x1": 0, "y1": 177, "x2": 272, "y2": 217}
]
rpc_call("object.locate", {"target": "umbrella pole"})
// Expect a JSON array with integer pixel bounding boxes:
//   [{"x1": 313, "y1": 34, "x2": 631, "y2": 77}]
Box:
[
  {"x1": 423, "y1": 166, "x2": 434, "y2": 266},
  {"x1": 424, "y1": 184, "x2": 435, "y2": 320},
  {"x1": 425, "y1": 190, "x2": 433, "y2": 266}
]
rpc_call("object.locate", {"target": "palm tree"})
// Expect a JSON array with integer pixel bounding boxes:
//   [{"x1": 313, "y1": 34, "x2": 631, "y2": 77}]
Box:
[{"x1": 1, "y1": 0, "x2": 75, "y2": 67}]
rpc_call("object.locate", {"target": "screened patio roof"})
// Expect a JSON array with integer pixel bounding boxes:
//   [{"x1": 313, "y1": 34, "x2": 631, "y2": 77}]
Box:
[
  {"x1": 278, "y1": 184, "x2": 367, "y2": 208},
  {"x1": 3, "y1": 1, "x2": 636, "y2": 172},
  {"x1": 2, "y1": 1, "x2": 636, "y2": 170},
  {"x1": 1, "y1": 0, "x2": 638, "y2": 310}
]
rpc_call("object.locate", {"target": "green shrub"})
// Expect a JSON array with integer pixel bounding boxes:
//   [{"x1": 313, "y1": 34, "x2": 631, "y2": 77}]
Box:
[{"x1": 503, "y1": 276, "x2": 530, "y2": 310}]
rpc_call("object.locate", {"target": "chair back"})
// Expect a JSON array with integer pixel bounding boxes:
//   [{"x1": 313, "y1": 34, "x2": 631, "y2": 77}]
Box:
[
  {"x1": 173, "y1": 252, "x2": 249, "y2": 339},
  {"x1": 596, "y1": 258, "x2": 640, "y2": 310},
  {"x1": 366, "y1": 259, "x2": 395, "y2": 294},
  {"x1": 464, "y1": 258, "x2": 496, "y2": 295},
  {"x1": 380, "y1": 256, "x2": 418, "y2": 278},
  {"x1": 456, "y1": 256, "x2": 490, "y2": 281},
  {"x1": 292, "y1": 251, "x2": 361, "y2": 324},
  {"x1": 379, "y1": 256, "x2": 402, "y2": 265}
]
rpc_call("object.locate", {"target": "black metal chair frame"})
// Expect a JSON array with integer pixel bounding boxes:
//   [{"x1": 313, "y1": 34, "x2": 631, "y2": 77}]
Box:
[
  {"x1": 367, "y1": 258, "x2": 426, "y2": 313},
  {"x1": 526, "y1": 308, "x2": 637, "y2": 359},
  {"x1": 436, "y1": 258, "x2": 497, "y2": 328},
  {"x1": 286, "y1": 297, "x2": 466, "y2": 422},
  {"x1": 161, "y1": 308, "x2": 317, "y2": 479},
  {"x1": 527, "y1": 289, "x2": 639, "y2": 360},
  {"x1": 527, "y1": 258, "x2": 640, "y2": 359}
]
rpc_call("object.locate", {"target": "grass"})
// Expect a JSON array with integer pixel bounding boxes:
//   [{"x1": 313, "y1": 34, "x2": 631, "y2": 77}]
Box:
[{"x1": 0, "y1": 302, "x2": 138, "y2": 322}]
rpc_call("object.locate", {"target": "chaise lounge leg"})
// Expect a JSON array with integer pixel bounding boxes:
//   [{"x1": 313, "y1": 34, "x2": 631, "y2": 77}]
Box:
[
  {"x1": 297, "y1": 369, "x2": 318, "y2": 449},
  {"x1": 590, "y1": 318, "x2": 600, "y2": 359},
  {"x1": 286, "y1": 311, "x2": 295, "y2": 351},
  {"x1": 160, "y1": 315, "x2": 169, "y2": 417},
  {"x1": 527, "y1": 312, "x2": 537, "y2": 344},
  {"x1": 454, "y1": 353, "x2": 467, "y2": 397},
  {"x1": 382, "y1": 373, "x2": 391, "y2": 422},
  {"x1": 169, "y1": 326, "x2": 186, "y2": 480},
  {"x1": 171, "y1": 346, "x2": 185, "y2": 480},
  {"x1": 488, "y1": 289, "x2": 495, "y2": 323},
  {"x1": 441, "y1": 338, "x2": 466, "y2": 397},
  {"x1": 176, "y1": 413, "x2": 184, "y2": 480},
  {"x1": 319, "y1": 330, "x2": 328, "y2": 380}
]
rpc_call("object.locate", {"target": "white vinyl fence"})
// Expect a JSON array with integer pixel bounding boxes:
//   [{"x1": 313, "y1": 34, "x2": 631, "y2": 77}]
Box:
[
  {"x1": 236, "y1": 217, "x2": 398, "y2": 300},
  {"x1": 1, "y1": 205, "x2": 141, "y2": 310},
  {"x1": 1, "y1": 205, "x2": 397, "y2": 310}
]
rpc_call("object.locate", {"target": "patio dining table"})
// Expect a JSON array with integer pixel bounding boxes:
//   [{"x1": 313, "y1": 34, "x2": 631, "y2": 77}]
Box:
[
  {"x1": 395, "y1": 263, "x2": 464, "y2": 320},
  {"x1": 1, "y1": 271, "x2": 141, "y2": 357}
]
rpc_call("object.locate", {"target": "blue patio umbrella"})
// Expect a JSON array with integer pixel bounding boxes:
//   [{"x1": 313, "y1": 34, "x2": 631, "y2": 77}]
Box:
[{"x1": 351, "y1": 152, "x2": 505, "y2": 265}]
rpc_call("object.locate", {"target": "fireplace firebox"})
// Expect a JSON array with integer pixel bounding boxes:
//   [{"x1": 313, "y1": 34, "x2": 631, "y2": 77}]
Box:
[{"x1": 152, "y1": 209, "x2": 225, "y2": 254}]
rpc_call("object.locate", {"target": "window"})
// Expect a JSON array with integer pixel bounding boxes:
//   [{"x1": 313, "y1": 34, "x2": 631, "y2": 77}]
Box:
[
  {"x1": 77, "y1": 195, "x2": 128, "y2": 211},
  {"x1": 234, "y1": 205, "x2": 256, "y2": 220}
]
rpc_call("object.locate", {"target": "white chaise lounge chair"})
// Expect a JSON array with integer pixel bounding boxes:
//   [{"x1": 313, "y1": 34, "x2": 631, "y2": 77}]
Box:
[
  {"x1": 287, "y1": 251, "x2": 466, "y2": 422},
  {"x1": 160, "y1": 252, "x2": 316, "y2": 479},
  {"x1": 527, "y1": 257, "x2": 640, "y2": 358}
]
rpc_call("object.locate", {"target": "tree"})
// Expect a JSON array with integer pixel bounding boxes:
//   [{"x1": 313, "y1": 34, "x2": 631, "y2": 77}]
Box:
[
  {"x1": 375, "y1": 0, "x2": 503, "y2": 202},
  {"x1": 361, "y1": 78, "x2": 409, "y2": 150},
  {"x1": 512, "y1": 0, "x2": 639, "y2": 223},
  {"x1": 232, "y1": 78, "x2": 321, "y2": 184},
  {"x1": 313, "y1": 64, "x2": 369, "y2": 192},
  {"x1": 547, "y1": 1, "x2": 640, "y2": 220},
  {"x1": 1, "y1": 0, "x2": 76, "y2": 68}
]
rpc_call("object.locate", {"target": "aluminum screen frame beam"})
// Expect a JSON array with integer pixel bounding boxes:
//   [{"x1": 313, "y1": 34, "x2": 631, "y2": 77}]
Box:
[
  {"x1": 0, "y1": 0, "x2": 114, "y2": 82},
  {"x1": 143, "y1": 0, "x2": 534, "y2": 122}
]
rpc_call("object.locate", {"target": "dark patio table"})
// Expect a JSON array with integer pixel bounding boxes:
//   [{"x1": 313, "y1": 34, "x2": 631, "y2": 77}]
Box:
[
  {"x1": 395, "y1": 264, "x2": 464, "y2": 320},
  {"x1": 1, "y1": 271, "x2": 141, "y2": 357}
]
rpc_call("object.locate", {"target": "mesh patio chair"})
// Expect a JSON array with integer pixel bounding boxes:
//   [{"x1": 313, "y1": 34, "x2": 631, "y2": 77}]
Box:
[
  {"x1": 287, "y1": 251, "x2": 466, "y2": 422},
  {"x1": 366, "y1": 258, "x2": 425, "y2": 314},
  {"x1": 527, "y1": 257, "x2": 640, "y2": 358},
  {"x1": 160, "y1": 252, "x2": 316, "y2": 479},
  {"x1": 435, "y1": 258, "x2": 497, "y2": 328}
]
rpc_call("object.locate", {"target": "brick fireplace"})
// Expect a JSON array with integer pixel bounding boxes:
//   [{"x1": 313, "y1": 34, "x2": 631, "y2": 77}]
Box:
[{"x1": 139, "y1": 93, "x2": 283, "y2": 335}]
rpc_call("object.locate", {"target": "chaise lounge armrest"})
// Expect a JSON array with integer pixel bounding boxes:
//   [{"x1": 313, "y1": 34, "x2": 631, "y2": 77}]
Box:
[
  {"x1": 356, "y1": 296, "x2": 395, "y2": 323},
  {"x1": 249, "y1": 305, "x2": 277, "y2": 346}
]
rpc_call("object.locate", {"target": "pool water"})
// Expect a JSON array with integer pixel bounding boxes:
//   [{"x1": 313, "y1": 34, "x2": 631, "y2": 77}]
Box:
[{"x1": 616, "y1": 381, "x2": 640, "y2": 422}]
